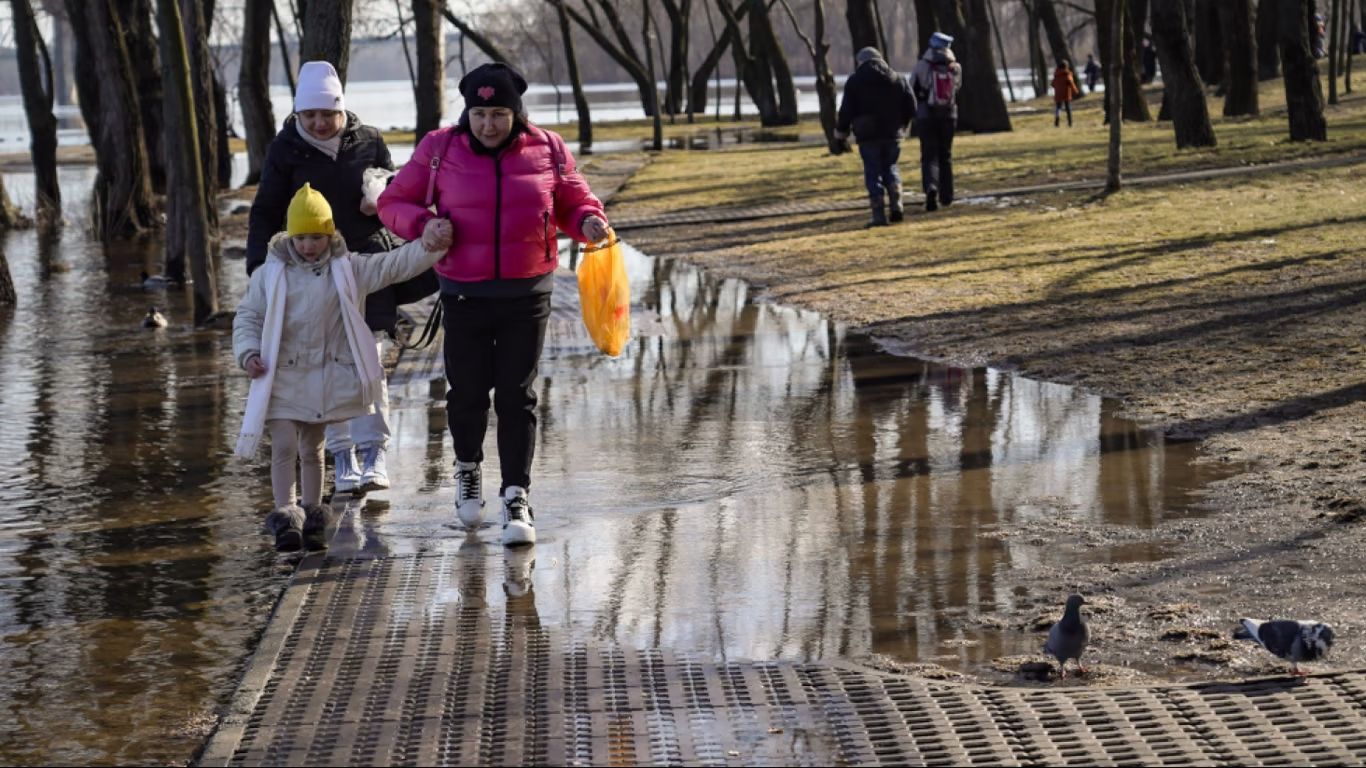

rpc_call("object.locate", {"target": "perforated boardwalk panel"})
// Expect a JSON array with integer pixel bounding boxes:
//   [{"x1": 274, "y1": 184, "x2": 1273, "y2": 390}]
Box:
[{"x1": 200, "y1": 552, "x2": 1366, "y2": 767}]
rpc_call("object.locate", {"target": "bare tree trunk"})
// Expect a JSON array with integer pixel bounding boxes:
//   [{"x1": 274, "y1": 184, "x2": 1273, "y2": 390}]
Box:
[
  {"x1": 240, "y1": 0, "x2": 274, "y2": 185},
  {"x1": 688, "y1": 0, "x2": 751, "y2": 114},
  {"x1": 1256, "y1": 0, "x2": 1281, "y2": 77},
  {"x1": 643, "y1": 0, "x2": 664, "y2": 149},
  {"x1": 1107, "y1": 0, "x2": 1124, "y2": 191},
  {"x1": 986, "y1": 0, "x2": 1017, "y2": 100},
  {"x1": 915, "y1": 0, "x2": 938, "y2": 53},
  {"x1": 1279, "y1": 0, "x2": 1328, "y2": 139},
  {"x1": 778, "y1": 0, "x2": 846, "y2": 151},
  {"x1": 1121, "y1": 0, "x2": 1152, "y2": 118},
  {"x1": 933, "y1": 0, "x2": 1013, "y2": 131},
  {"x1": 1328, "y1": 0, "x2": 1341, "y2": 102},
  {"x1": 660, "y1": 0, "x2": 691, "y2": 115},
  {"x1": 11, "y1": 0, "x2": 61, "y2": 228},
  {"x1": 557, "y1": 1, "x2": 592, "y2": 151},
  {"x1": 1152, "y1": 0, "x2": 1218, "y2": 145},
  {"x1": 1037, "y1": 0, "x2": 1077, "y2": 66},
  {"x1": 183, "y1": 0, "x2": 223, "y2": 211},
  {"x1": 555, "y1": 0, "x2": 660, "y2": 118},
  {"x1": 750, "y1": 0, "x2": 799, "y2": 124},
  {"x1": 156, "y1": 0, "x2": 217, "y2": 324},
  {"x1": 846, "y1": 0, "x2": 882, "y2": 53},
  {"x1": 123, "y1": 0, "x2": 167, "y2": 193},
  {"x1": 414, "y1": 0, "x2": 444, "y2": 142},
  {"x1": 1222, "y1": 0, "x2": 1260, "y2": 113},
  {"x1": 1194, "y1": 0, "x2": 1226, "y2": 85},
  {"x1": 300, "y1": 0, "x2": 354, "y2": 83},
  {"x1": 64, "y1": 0, "x2": 157, "y2": 238},
  {"x1": 272, "y1": 1, "x2": 297, "y2": 95}
]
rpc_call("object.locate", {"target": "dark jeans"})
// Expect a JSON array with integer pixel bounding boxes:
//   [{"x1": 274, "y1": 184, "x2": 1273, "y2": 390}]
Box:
[
  {"x1": 1054, "y1": 101, "x2": 1073, "y2": 126},
  {"x1": 918, "y1": 116, "x2": 955, "y2": 203},
  {"x1": 441, "y1": 292, "x2": 552, "y2": 493},
  {"x1": 857, "y1": 138, "x2": 902, "y2": 202}
]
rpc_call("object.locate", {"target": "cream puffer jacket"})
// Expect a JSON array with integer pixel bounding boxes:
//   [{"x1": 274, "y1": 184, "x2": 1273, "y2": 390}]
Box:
[{"x1": 233, "y1": 232, "x2": 442, "y2": 424}]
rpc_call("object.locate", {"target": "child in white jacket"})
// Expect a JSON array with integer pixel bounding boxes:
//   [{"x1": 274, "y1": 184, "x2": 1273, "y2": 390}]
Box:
[{"x1": 234, "y1": 183, "x2": 452, "y2": 551}]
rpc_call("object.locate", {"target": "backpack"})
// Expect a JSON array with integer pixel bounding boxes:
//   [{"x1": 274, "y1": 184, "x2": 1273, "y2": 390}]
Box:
[{"x1": 928, "y1": 63, "x2": 955, "y2": 107}]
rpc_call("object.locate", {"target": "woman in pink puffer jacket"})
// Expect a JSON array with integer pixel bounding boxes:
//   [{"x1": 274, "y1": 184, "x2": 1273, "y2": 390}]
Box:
[{"x1": 378, "y1": 62, "x2": 609, "y2": 548}]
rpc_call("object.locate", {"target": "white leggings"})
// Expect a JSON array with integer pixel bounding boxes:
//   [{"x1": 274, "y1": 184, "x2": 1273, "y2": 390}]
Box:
[{"x1": 267, "y1": 419, "x2": 326, "y2": 508}]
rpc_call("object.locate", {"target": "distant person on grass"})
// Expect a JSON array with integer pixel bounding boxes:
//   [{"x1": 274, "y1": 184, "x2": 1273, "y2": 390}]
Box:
[
  {"x1": 911, "y1": 32, "x2": 962, "y2": 213},
  {"x1": 234, "y1": 185, "x2": 451, "y2": 552},
  {"x1": 833, "y1": 46, "x2": 918, "y2": 227},
  {"x1": 246, "y1": 61, "x2": 438, "y2": 497},
  {"x1": 1083, "y1": 54, "x2": 1101, "y2": 93},
  {"x1": 1052, "y1": 61, "x2": 1081, "y2": 127}
]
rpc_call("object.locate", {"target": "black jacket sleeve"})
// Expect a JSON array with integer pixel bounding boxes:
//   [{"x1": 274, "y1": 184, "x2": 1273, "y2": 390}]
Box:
[
  {"x1": 836, "y1": 75, "x2": 856, "y2": 134},
  {"x1": 245, "y1": 139, "x2": 292, "y2": 276}
]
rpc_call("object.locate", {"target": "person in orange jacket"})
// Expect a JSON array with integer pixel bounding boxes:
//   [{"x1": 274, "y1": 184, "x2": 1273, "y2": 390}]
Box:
[{"x1": 1052, "y1": 61, "x2": 1081, "y2": 127}]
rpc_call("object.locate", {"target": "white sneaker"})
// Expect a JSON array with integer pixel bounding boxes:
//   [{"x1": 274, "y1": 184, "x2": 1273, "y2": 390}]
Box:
[
  {"x1": 358, "y1": 443, "x2": 390, "y2": 490},
  {"x1": 455, "y1": 460, "x2": 486, "y2": 529},
  {"x1": 500, "y1": 486, "x2": 536, "y2": 546},
  {"x1": 504, "y1": 546, "x2": 536, "y2": 598}
]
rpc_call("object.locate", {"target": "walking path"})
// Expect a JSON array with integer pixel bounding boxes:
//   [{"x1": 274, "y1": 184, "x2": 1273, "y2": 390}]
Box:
[
  {"x1": 196, "y1": 151, "x2": 1366, "y2": 766},
  {"x1": 609, "y1": 151, "x2": 1366, "y2": 231},
  {"x1": 198, "y1": 529, "x2": 1366, "y2": 766}
]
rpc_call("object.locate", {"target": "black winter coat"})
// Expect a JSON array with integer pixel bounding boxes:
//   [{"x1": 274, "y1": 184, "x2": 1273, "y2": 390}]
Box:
[
  {"x1": 836, "y1": 59, "x2": 917, "y2": 142},
  {"x1": 246, "y1": 112, "x2": 436, "y2": 335}
]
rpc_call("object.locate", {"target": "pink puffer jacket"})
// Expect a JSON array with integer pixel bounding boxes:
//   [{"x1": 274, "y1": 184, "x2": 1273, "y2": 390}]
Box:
[{"x1": 377, "y1": 124, "x2": 605, "y2": 283}]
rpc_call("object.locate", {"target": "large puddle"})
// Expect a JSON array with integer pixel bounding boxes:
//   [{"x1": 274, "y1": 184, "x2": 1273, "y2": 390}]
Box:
[{"x1": 0, "y1": 182, "x2": 1232, "y2": 764}]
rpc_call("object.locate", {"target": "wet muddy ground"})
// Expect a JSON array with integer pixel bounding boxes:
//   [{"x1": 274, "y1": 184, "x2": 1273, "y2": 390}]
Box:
[{"x1": 613, "y1": 166, "x2": 1366, "y2": 688}]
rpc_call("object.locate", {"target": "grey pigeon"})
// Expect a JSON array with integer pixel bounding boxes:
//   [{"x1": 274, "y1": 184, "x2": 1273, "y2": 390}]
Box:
[
  {"x1": 1043, "y1": 594, "x2": 1089, "y2": 679},
  {"x1": 1233, "y1": 618, "x2": 1335, "y2": 675}
]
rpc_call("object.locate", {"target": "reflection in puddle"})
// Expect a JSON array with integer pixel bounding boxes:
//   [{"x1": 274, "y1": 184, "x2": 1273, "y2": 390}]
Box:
[
  {"x1": 1, "y1": 192, "x2": 1234, "y2": 762},
  {"x1": 373, "y1": 240, "x2": 1235, "y2": 675}
]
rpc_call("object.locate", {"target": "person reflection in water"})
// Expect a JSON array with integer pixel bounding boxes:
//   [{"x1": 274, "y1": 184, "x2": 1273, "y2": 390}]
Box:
[{"x1": 378, "y1": 62, "x2": 609, "y2": 550}]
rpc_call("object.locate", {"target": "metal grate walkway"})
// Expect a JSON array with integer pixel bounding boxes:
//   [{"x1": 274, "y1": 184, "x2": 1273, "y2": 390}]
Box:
[{"x1": 200, "y1": 550, "x2": 1366, "y2": 766}]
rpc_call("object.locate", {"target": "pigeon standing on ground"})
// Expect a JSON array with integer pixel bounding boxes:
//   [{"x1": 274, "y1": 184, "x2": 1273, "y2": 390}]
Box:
[
  {"x1": 1044, "y1": 594, "x2": 1090, "y2": 679},
  {"x1": 1233, "y1": 618, "x2": 1335, "y2": 675}
]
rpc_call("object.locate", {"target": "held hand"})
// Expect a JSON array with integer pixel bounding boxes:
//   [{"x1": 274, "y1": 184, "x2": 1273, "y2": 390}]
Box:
[
  {"x1": 582, "y1": 215, "x2": 609, "y2": 244},
  {"x1": 359, "y1": 198, "x2": 377, "y2": 216},
  {"x1": 245, "y1": 354, "x2": 268, "y2": 379},
  {"x1": 833, "y1": 129, "x2": 849, "y2": 141},
  {"x1": 422, "y1": 217, "x2": 453, "y2": 251}
]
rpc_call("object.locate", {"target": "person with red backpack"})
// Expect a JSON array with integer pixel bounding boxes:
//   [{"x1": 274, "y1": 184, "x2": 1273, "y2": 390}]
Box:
[{"x1": 911, "y1": 32, "x2": 962, "y2": 212}]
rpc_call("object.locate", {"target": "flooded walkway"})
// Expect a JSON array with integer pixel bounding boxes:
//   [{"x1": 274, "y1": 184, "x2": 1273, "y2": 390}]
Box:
[
  {"x1": 200, "y1": 545, "x2": 1366, "y2": 765},
  {"x1": 190, "y1": 241, "x2": 1313, "y2": 766}
]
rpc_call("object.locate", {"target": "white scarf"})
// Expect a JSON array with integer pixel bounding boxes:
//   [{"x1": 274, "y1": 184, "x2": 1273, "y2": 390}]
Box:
[
  {"x1": 235, "y1": 254, "x2": 382, "y2": 459},
  {"x1": 295, "y1": 119, "x2": 341, "y2": 159},
  {"x1": 235, "y1": 260, "x2": 286, "y2": 459}
]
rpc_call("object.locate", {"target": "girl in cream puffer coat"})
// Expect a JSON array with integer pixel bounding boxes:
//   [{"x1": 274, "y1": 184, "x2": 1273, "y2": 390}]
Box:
[{"x1": 234, "y1": 184, "x2": 451, "y2": 551}]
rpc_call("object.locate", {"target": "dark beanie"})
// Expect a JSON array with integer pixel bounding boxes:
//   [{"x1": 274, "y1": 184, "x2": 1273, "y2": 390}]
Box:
[{"x1": 458, "y1": 63, "x2": 528, "y2": 114}]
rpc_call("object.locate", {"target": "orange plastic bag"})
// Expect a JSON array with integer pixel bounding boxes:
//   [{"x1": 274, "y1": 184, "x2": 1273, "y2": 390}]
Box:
[{"x1": 576, "y1": 232, "x2": 631, "y2": 356}]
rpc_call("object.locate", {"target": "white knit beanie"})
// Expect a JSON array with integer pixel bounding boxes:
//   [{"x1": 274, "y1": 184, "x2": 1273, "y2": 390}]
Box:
[{"x1": 294, "y1": 61, "x2": 345, "y2": 113}]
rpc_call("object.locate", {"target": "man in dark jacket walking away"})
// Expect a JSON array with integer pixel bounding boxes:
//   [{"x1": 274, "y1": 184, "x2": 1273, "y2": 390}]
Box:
[
  {"x1": 834, "y1": 47, "x2": 917, "y2": 226},
  {"x1": 911, "y1": 32, "x2": 962, "y2": 212}
]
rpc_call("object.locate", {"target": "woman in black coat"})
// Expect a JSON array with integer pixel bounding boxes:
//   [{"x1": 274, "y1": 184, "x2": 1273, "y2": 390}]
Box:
[{"x1": 245, "y1": 60, "x2": 434, "y2": 496}]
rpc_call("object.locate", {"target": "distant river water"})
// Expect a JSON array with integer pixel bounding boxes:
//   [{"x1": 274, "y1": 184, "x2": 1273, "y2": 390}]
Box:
[{"x1": 0, "y1": 70, "x2": 1056, "y2": 153}]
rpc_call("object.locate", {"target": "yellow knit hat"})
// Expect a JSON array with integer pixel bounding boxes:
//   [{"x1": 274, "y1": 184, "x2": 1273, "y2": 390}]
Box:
[{"x1": 286, "y1": 183, "x2": 335, "y2": 236}]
